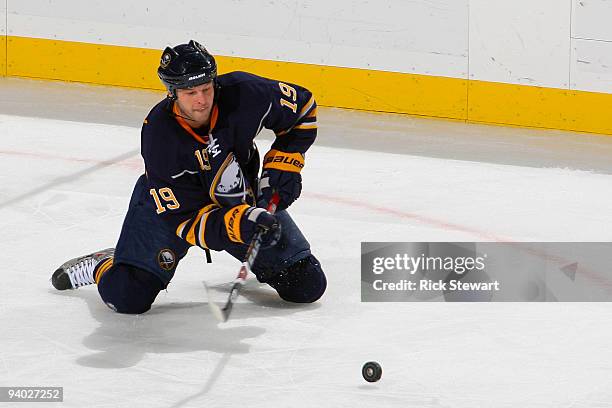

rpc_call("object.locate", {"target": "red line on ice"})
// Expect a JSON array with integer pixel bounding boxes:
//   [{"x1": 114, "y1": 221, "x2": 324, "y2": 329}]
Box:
[
  {"x1": 0, "y1": 149, "x2": 142, "y2": 170},
  {"x1": 305, "y1": 191, "x2": 612, "y2": 290}
]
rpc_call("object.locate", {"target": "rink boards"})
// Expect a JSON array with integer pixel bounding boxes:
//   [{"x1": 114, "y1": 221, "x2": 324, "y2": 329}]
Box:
[{"x1": 2, "y1": 1, "x2": 612, "y2": 135}]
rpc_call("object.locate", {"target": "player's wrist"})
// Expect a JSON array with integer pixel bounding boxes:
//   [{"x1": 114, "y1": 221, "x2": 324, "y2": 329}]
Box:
[{"x1": 240, "y1": 207, "x2": 281, "y2": 246}]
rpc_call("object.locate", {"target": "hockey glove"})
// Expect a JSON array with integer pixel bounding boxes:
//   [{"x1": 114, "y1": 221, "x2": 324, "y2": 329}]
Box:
[
  {"x1": 240, "y1": 206, "x2": 282, "y2": 248},
  {"x1": 260, "y1": 169, "x2": 302, "y2": 212}
]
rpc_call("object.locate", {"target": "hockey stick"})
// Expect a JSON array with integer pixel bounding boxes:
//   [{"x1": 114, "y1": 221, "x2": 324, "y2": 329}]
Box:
[{"x1": 205, "y1": 192, "x2": 280, "y2": 322}]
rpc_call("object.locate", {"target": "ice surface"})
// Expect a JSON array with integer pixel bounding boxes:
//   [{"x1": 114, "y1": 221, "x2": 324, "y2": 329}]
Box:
[{"x1": 1, "y1": 77, "x2": 612, "y2": 407}]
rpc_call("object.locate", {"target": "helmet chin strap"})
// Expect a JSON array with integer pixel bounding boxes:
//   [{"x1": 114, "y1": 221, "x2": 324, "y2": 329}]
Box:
[
  {"x1": 168, "y1": 81, "x2": 217, "y2": 126},
  {"x1": 173, "y1": 103, "x2": 196, "y2": 123},
  {"x1": 173, "y1": 101, "x2": 212, "y2": 128}
]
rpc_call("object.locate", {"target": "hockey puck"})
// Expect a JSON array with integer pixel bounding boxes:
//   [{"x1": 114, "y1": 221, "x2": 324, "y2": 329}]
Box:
[{"x1": 362, "y1": 361, "x2": 382, "y2": 382}]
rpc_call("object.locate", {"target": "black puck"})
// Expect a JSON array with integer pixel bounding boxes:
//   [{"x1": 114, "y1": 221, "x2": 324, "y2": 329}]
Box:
[{"x1": 362, "y1": 361, "x2": 382, "y2": 382}]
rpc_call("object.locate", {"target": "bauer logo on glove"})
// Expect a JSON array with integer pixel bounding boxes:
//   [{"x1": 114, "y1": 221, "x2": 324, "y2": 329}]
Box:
[
  {"x1": 224, "y1": 204, "x2": 282, "y2": 248},
  {"x1": 263, "y1": 154, "x2": 304, "y2": 170},
  {"x1": 262, "y1": 149, "x2": 305, "y2": 173},
  {"x1": 260, "y1": 149, "x2": 304, "y2": 211}
]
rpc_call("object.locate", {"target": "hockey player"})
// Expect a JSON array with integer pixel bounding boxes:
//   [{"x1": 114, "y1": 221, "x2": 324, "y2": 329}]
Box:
[{"x1": 51, "y1": 40, "x2": 326, "y2": 314}]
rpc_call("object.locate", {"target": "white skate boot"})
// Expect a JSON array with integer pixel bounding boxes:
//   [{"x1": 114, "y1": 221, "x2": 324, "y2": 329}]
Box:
[{"x1": 51, "y1": 248, "x2": 115, "y2": 290}]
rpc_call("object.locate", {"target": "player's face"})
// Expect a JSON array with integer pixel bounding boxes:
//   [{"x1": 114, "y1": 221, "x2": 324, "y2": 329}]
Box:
[{"x1": 175, "y1": 82, "x2": 215, "y2": 128}]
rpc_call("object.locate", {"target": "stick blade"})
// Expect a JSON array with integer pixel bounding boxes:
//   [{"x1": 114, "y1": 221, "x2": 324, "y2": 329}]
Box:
[{"x1": 203, "y1": 282, "x2": 229, "y2": 322}]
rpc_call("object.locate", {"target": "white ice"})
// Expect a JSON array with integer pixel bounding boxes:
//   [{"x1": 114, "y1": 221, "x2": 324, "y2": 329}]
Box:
[{"x1": 1, "y1": 77, "x2": 612, "y2": 407}]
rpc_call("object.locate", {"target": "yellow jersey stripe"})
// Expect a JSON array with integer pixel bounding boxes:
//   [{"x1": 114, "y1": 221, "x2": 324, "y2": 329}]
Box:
[
  {"x1": 176, "y1": 219, "x2": 190, "y2": 238},
  {"x1": 186, "y1": 207, "x2": 209, "y2": 245},
  {"x1": 297, "y1": 95, "x2": 316, "y2": 121},
  {"x1": 293, "y1": 122, "x2": 318, "y2": 130},
  {"x1": 197, "y1": 207, "x2": 216, "y2": 249},
  {"x1": 95, "y1": 258, "x2": 114, "y2": 284},
  {"x1": 275, "y1": 97, "x2": 316, "y2": 136},
  {"x1": 198, "y1": 212, "x2": 209, "y2": 248}
]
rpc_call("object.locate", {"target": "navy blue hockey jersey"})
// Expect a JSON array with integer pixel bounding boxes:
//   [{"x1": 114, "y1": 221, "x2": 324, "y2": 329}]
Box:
[{"x1": 141, "y1": 71, "x2": 317, "y2": 251}]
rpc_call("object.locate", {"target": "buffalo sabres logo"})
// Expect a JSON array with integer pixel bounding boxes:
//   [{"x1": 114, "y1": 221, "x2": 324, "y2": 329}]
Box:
[
  {"x1": 213, "y1": 155, "x2": 250, "y2": 207},
  {"x1": 157, "y1": 249, "x2": 176, "y2": 271},
  {"x1": 216, "y1": 160, "x2": 244, "y2": 194},
  {"x1": 160, "y1": 52, "x2": 172, "y2": 68}
]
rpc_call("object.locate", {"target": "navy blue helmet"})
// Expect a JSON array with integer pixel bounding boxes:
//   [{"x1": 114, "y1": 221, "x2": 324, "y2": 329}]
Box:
[{"x1": 157, "y1": 40, "x2": 217, "y2": 98}]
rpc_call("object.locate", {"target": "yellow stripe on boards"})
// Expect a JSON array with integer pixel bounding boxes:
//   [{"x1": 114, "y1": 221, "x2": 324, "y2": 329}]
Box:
[
  {"x1": 468, "y1": 80, "x2": 612, "y2": 135},
  {"x1": 5, "y1": 36, "x2": 468, "y2": 120},
  {"x1": 0, "y1": 35, "x2": 6, "y2": 76},
  {"x1": 4, "y1": 36, "x2": 612, "y2": 135},
  {"x1": 218, "y1": 55, "x2": 468, "y2": 120},
  {"x1": 7, "y1": 36, "x2": 162, "y2": 89}
]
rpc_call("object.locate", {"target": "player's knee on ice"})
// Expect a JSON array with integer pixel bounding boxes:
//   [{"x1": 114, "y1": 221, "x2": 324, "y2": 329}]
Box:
[
  {"x1": 265, "y1": 255, "x2": 327, "y2": 303},
  {"x1": 97, "y1": 263, "x2": 164, "y2": 314},
  {"x1": 228, "y1": 210, "x2": 327, "y2": 303}
]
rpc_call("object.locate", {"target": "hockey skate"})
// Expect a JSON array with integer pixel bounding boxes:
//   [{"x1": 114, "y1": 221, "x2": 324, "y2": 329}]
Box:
[{"x1": 51, "y1": 248, "x2": 115, "y2": 290}]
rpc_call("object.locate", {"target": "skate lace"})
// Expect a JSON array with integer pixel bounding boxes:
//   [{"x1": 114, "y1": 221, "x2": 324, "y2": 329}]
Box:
[{"x1": 67, "y1": 258, "x2": 96, "y2": 288}]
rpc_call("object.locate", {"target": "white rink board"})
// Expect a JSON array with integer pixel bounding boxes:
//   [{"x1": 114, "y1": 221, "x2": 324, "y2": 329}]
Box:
[
  {"x1": 571, "y1": 38, "x2": 612, "y2": 94},
  {"x1": 468, "y1": 0, "x2": 571, "y2": 89},
  {"x1": 6, "y1": 0, "x2": 469, "y2": 78},
  {"x1": 6, "y1": 0, "x2": 612, "y2": 95},
  {"x1": 569, "y1": 0, "x2": 612, "y2": 93},
  {"x1": 0, "y1": 0, "x2": 6, "y2": 36},
  {"x1": 572, "y1": 0, "x2": 612, "y2": 41}
]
